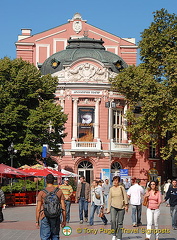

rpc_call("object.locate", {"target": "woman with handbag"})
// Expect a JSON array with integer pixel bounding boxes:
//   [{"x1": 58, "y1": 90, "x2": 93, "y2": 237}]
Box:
[
  {"x1": 89, "y1": 180, "x2": 108, "y2": 226},
  {"x1": 107, "y1": 176, "x2": 128, "y2": 240},
  {"x1": 144, "y1": 180, "x2": 162, "y2": 240}
]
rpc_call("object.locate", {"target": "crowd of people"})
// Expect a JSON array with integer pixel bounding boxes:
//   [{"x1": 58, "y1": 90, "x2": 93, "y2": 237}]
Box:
[{"x1": 1, "y1": 175, "x2": 177, "y2": 240}]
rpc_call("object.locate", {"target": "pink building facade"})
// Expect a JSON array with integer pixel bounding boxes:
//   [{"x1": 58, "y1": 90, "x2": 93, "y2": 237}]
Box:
[{"x1": 16, "y1": 13, "x2": 164, "y2": 184}]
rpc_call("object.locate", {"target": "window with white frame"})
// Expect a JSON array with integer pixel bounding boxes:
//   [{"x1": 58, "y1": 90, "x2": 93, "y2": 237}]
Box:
[
  {"x1": 149, "y1": 141, "x2": 157, "y2": 158},
  {"x1": 113, "y1": 110, "x2": 123, "y2": 143}
]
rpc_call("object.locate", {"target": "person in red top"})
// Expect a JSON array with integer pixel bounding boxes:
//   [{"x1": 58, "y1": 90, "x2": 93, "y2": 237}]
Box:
[{"x1": 144, "y1": 180, "x2": 162, "y2": 240}]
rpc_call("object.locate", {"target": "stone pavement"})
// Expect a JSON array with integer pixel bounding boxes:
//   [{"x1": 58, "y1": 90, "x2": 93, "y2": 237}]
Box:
[{"x1": 0, "y1": 202, "x2": 176, "y2": 240}]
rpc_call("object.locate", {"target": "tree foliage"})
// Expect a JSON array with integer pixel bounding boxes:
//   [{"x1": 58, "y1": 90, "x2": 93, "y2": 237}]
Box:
[
  {"x1": 0, "y1": 57, "x2": 67, "y2": 167},
  {"x1": 111, "y1": 9, "x2": 177, "y2": 161}
]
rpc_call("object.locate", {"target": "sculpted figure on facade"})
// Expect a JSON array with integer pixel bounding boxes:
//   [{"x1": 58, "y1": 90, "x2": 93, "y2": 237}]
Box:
[{"x1": 53, "y1": 63, "x2": 117, "y2": 84}]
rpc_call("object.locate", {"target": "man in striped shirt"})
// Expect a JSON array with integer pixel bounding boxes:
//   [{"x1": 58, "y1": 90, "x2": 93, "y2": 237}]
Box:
[{"x1": 60, "y1": 178, "x2": 73, "y2": 223}]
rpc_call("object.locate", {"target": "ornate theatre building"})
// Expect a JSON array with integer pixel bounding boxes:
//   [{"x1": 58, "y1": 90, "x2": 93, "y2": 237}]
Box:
[{"x1": 15, "y1": 13, "x2": 165, "y2": 184}]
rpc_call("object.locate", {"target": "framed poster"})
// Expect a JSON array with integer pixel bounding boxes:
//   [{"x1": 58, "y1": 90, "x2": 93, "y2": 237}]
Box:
[{"x1": 78, "y1": 107, "x2": 94, "y2": 142}]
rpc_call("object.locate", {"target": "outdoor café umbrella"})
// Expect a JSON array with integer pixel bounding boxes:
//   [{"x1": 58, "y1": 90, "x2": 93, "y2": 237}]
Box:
[
  {"x1": 19, "y1": 164, "x2": 66, "y2": 177},
  {"x1": 0, "y1": 163, "x2": 33, "y2": 178}
]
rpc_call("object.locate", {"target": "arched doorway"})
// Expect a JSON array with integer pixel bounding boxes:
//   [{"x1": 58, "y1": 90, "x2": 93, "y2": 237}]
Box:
[
  {"x1": 111, "y1": 161, "x2": 122, "y2": 180},
  {"x1": 78, "y1": 160, "x2": 93, "y2": 184}
]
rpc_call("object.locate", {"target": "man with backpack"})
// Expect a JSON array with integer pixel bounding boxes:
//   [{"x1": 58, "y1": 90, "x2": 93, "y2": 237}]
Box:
[{"x1": 36, "y1": 174, "x2": 66, "y2": 240}]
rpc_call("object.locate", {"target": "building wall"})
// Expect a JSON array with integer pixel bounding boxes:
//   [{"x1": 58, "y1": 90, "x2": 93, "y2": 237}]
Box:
[
  {"x1": 16, "y1": 14, "x2": 137, "y2": 67},
  {"x1": 16, "y1": 13, "x2": 162, "y2": 185}
]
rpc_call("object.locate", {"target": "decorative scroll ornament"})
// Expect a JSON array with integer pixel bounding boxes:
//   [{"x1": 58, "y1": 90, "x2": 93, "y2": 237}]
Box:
[{"x1": 52, "y1": 63, "x2": 117, "y2": 83}]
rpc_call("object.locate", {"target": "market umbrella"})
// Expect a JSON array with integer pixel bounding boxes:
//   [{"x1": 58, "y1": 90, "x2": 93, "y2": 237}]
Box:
[
  {"x1": 61, "y1": 169, "x2": 80, "y2": 177},
  {"x1": 0, "y1": 163, "x2": 33, "y2": 178},
  {"x1": 19, "y1": 164, "x2": 66, "y2": 177}
]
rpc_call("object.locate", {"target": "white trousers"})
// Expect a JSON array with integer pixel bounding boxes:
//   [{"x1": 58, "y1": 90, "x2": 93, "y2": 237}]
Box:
[{"x1": 146, "y1": 208, "x2": 160, "y2": 239}]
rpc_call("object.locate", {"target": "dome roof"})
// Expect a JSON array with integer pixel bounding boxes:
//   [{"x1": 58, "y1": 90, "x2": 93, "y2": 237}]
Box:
[{"x1": 40, "y1": 36, "x2": 127, "y2": 75}]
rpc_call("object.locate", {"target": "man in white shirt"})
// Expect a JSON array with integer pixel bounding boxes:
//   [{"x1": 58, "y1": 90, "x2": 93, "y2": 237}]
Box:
[{"x1": 127, "y1": 179, "x2": 144, "y2": 227}]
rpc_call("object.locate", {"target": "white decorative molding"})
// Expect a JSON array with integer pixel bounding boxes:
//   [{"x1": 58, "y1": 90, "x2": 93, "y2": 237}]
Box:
[
  {"x1": 36, "y1": 29, "x2": 67, "y2": 42},
  {"x1": 52, "y1": 63, "x2": 117, "y2": 83},
  {"x1": 53, "y1": 38, "x2": 67, "y2": 54},
  {"x1": 89, "y1": 30, "x2": 119, "y2": 43},
  {"x1": 105, "y1": 46, "x2": 118, "y2": 55},
  {"x1": 16, "y1": 49, "x2": 33, "y2": 51},
  {"x1": 36, "y1": 44, "x2": 50, "y2": 66},
  {"x1": 121, "y1": 52, "x2": 137, "y2": 54},
  {"x1": 120, "y1": 45, "x2": 138, "y2": 48},
  {"x1": 15, "y1": 42, "x2": 35, "y2": 46}
]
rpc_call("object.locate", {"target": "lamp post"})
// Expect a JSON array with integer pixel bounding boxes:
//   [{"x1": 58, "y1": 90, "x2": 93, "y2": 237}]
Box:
[
  {"x1": 105, "y1": 101, "x2": 116, "y2": 180},
  {"x1": 8, "y1": 142, "x2": 17, "y2": 168}
]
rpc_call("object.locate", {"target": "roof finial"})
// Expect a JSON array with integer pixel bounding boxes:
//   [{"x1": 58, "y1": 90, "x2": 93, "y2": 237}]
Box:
[{"x1": 83, "y1": 30, "x2": 88, "y2": 37}]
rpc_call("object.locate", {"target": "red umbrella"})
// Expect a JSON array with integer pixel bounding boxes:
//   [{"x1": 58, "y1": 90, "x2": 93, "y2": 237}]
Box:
[
  {"x1": 0, "y1": 163, "x2": 32, "y2": 178},
  {"x1": 20, "y1": 167, "x2": 66, "y2": 177}
]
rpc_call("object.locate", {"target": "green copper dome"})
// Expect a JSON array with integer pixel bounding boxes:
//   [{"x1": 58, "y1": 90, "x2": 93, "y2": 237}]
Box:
[{"x1": 40, "y1": 37, "x2": 127, "y2": 75}]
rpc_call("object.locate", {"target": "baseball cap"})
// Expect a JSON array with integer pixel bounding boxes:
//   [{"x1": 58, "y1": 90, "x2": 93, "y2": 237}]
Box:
[{"x1": 64, "y1": 177, "x2": 69, "y2": 181}]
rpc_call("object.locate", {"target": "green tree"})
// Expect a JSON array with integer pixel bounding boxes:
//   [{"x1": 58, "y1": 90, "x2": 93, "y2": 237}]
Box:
[
  {"x1": 0, "y1": 57, "x2": 67, "y2": 167},
  {"x1": 111, "y1": 9, "x2": 177, "y2": 162}
]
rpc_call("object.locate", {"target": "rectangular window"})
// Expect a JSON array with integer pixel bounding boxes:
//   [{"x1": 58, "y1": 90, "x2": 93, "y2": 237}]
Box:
[
  {"x1": 113, "y1": 110, "x2": 123, "y2": 143},
  {"x1": 78, "y1": 107, "x2": 95, "y2": 142},
  {"x1": 149, "y1": 141, "x2": 156, "y2": 158}
]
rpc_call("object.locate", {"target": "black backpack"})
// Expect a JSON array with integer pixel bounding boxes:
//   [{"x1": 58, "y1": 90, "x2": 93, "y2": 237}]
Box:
[{"x1": 42, "y1": 187, "x2": 61, "y2": 218}]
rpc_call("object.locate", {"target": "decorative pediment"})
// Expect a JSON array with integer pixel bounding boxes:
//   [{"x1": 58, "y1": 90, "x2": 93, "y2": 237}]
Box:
[{"x1": 52, "y1": 63, "x2": 117, "y2": 83}]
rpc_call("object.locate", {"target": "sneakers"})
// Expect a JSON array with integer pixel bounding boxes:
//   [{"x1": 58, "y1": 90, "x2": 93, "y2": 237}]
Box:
[
  {"x1": 173, "y1": 227, "x2": 177, "y2": 230},
  {"x1": 112, "y1": 236, "x2": 116, "y2": 240},
  {"x1": 84, "y1": 217, "x2": 88, "y2": 222},
  {"x1": 80, "y1": 220, "x2": 83, "y2": 224},
  {"x1": 133, "y1": 223, "x2": 137, "y2": 227}
]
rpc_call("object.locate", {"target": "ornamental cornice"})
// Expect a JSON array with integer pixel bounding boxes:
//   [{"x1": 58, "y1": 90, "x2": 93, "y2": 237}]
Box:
[{"x1": 52, "y1": 62, "x2": 117, "y2": 84}]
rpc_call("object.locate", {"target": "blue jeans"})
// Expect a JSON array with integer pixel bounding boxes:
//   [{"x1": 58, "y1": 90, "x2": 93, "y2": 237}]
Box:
[
  {"x1": 40, "y1": 217, "x2": 60, "y2": 240},
  {"x1": 65, "y1": 200, "x2": 71, "y2": 222},
  {"x1": 170, "y1": 205, "x2": 177, "y2": 228},
  {"x1": 89, "y1": 202, "x2": 108, "y2": 225},
  {"x1": 132, "y1": 204, "x2": 142, "y2": 225},
  {"x1": 0, "y1": 207, "x2": 4, "y2": 222},
  {"x1": 104, "y1": 194, "x2": 108, "y2": 209},
  {"x1": 79, "y1": 197, "x2": 88, "y2": 220},
  {"x1": 110, "y1": 206, "x2": 125, "y2": 239}
]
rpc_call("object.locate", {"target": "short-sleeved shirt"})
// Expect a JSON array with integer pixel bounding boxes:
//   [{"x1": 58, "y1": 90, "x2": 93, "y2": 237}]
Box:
[
  {"x1": 127, "y1": 184, "x2": 144, "y2": 205},
  {"x1": 59, "y1": 184, "x2": 73, "y2": 200},
  {"x1": 37, "y1": 186, "x2": 65, "y2": 220}
]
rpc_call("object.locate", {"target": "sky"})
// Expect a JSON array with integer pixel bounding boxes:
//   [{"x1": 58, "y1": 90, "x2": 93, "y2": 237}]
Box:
[{"x1": 0, "y1": 0, "x2": 177, "y2": 63}]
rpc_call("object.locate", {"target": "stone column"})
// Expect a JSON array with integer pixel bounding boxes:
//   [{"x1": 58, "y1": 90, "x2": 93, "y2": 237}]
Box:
[
  {"x1": 122, "y1": 103, "x2": 128, "y2": 141},
  {"x1": 60, "y1": 98, "x2": 65, "y2": 111},
  {"x1": 94, "y1": 98, "x2": 100, "y2": 139},
  {"x1": 72, "y1": 98, "x2": 78, "y2": 139},
  {"x1": 108, "y1": 106, "x2": 112, "y2": 140}
]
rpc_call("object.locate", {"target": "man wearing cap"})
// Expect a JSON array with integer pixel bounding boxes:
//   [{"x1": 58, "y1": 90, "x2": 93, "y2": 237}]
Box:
[
  {"x1": 60, "y1": 178, "x2": 73, "y2": 223},
  {"x1": 36, "y1": 174, "x2": 66, "y2": 240}
]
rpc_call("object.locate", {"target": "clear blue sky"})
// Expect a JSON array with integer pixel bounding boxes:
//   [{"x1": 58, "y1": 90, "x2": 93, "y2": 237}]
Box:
[{"x1": 1, "y1": 0, "x2": 177, "y2": 62}]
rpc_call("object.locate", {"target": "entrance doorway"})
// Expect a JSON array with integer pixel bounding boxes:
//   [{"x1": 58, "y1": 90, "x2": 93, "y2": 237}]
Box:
[{"x1": 78, "y1": 160, "x2": 93, "y2": 184}]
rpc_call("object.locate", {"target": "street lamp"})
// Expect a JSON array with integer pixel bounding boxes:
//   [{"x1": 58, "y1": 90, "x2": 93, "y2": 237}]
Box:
[
  {"x1": 8, "y1": 142, "x2": 17, "y2": 168},
  {"x1": 105, "y1": 101, "x2": 116, "y2": 180}
]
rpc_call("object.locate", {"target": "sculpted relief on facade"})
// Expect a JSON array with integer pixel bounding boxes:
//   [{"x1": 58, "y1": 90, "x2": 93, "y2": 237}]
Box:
[{"x1": 52, "y1": 63, "x2": 117, "y2": 83}]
